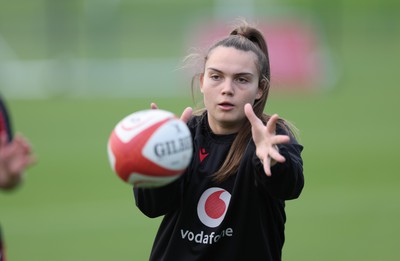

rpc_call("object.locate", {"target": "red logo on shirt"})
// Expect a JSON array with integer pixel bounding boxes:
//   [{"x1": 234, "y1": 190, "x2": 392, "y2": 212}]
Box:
[
  {"x1": 199, "y1": 148, "x2": 209, "y2": 163},
  {"x1": 197, "y1": 187, "x2": 231, "y2": 228}
]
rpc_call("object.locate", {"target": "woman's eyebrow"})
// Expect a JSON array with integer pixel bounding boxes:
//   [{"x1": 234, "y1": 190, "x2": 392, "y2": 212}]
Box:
[
  {"x1": 206, "y1": 67, "x2": 254, "y2": 77},
  {"x1": 206, "y1": 67, "x2": 223, "y2": 73}
]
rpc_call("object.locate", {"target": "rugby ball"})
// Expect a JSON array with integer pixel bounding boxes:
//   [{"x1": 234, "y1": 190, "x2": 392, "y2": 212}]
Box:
[{"x1": 107, "y1": 109, "x2": 193, "y2": 188}]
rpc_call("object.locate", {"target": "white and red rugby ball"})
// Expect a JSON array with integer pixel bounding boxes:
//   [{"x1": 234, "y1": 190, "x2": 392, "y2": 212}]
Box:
[{"x1": 107, "y1": 109, "x2": 193, "y2": 188}]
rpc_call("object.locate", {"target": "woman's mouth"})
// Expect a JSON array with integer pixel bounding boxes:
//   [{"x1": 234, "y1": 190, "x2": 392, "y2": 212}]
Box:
[{"x1": 218, "y1": 102, "x2": 234, "y2": 111}]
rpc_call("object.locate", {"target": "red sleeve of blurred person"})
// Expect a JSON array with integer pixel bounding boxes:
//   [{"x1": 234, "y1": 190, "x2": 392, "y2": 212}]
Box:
[{"x1": 0, "y1": 95, "x2": 13, "y2": 143}]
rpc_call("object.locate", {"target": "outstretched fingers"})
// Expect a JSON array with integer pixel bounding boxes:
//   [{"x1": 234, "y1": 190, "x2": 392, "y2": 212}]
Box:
[
  {"x1": 266, "y1": 114, "x2": 280, "y2": 134},
  {"x1": 272, "y1": 135, "x2": 290, "y2": 145},
  {"x1": 244, "y1": 104, "x2": 292, "y2": 176},
  {"x1": 263, "y1": 155, "x2": 272, "y2": 176},
  {"x1": 269, "y1": 146, "x2": 286, "y2": 163}
]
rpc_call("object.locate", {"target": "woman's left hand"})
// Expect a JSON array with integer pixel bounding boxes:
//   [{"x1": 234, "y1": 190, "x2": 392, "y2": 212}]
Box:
[{"x1": 244, "y1": 103, "x2": 290, "y2": 176}]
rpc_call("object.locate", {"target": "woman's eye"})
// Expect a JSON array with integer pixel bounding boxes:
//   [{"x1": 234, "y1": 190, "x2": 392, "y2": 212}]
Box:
[
  {"x1": 237, "y1": 77, "x2": 248, "y2": 84},
  {"x1": 210, "y1": 75, "x2": 220, "y2": 80}
]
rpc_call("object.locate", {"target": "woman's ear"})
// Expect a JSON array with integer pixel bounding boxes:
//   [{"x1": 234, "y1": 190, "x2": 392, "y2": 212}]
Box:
[
  {"x1": 199, "y1": 73, "x2": 204, "y2": 93},
  {"x1": 256, "y1": 78, "x2": 266, "y2": 99}
]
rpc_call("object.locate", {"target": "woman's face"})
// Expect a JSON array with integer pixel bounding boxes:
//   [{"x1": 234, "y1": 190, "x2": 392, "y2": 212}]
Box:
[{"x1": 200, "y1": 46, "x2": 263, "y2": 135}]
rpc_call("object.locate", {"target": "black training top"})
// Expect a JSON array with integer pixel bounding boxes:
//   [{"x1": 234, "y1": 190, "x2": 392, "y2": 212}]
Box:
[{"x1": 134, "y1": 113, "x2": 304, "y2": 261}]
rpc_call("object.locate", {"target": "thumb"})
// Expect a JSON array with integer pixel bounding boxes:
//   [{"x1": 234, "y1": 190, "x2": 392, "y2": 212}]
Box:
[
  {"x1": 244, "y1": 103, "x2": 262, "y2": 126},
  {"x1": 150, "y1": 103, "x2": 158, "y2": 110},
  {"x1": 180, "y1": 107, "x2": 193, "y2": 123}
]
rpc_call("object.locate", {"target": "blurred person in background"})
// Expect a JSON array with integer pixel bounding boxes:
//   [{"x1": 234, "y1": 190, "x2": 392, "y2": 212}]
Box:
[
  {"x1": 134, "y1": 20, "x2": 304, "y2": 260},
  {"x1": 0, "y1": 94, "x2": 36, "y2": 261}
]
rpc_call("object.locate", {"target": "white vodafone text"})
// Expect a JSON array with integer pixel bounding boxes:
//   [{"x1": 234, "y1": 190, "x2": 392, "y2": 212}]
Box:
[{"x1": 180, "y1": 228, "x2": 233, "y2": 244}]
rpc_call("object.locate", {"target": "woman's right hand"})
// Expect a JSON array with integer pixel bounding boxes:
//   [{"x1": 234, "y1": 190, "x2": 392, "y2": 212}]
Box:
[{"x1": 150, "y1": 102, "x2": 192, "y2": 123}]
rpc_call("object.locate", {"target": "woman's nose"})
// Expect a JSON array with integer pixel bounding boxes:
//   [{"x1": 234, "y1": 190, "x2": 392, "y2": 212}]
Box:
[{"x1": 221, "y1": 79, "x2": 234, "y2": 95}]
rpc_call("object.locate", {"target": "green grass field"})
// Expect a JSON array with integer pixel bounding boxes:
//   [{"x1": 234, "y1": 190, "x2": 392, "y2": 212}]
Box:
[
  {"x1": 2, "y1": 69, "x2": 399, "y2": 260},
  {"x1": 1, "y1": 1, "x2": 400, "y2": 260}
]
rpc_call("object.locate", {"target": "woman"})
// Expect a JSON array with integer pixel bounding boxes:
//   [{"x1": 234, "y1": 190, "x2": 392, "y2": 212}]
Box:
[{"x1": 134, "y1": 21, "x2": 304, "y2": 260}]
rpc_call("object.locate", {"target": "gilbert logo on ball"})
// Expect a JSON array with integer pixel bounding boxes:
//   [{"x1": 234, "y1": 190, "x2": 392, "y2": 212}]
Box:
[{"x1": 107, "y1": 109, "x2": 193, "y2": 188}]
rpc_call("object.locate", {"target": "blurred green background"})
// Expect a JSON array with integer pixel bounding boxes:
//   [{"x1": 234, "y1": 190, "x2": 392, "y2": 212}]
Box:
[{"x1": 1, "y1": 0, "x2": 399, "y2": 260}]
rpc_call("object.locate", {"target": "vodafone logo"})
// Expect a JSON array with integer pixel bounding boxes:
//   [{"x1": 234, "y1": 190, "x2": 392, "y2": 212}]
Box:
[
  {"x1": 181, "y1": 188, "x2": 233, "y2": 244},
  {"x1": 197, "y1": 187, "x2": 231, "y2": 228}
]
